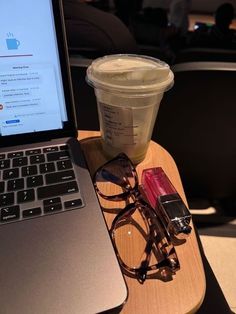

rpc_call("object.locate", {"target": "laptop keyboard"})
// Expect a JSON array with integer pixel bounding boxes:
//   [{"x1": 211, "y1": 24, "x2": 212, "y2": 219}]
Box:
[{"x1": 0, "y1": 144, "x2": 84, "y2": 225}]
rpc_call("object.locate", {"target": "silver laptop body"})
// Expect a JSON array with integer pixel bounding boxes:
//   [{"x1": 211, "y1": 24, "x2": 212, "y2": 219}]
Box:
[{"x1": 0, "y1": 1, "x2": 127, "y2": 313}]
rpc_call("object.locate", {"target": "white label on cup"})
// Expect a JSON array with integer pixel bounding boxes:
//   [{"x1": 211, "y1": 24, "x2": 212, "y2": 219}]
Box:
[{"x1": 100, "y1": 102, "x2": 137, "y2": 146}]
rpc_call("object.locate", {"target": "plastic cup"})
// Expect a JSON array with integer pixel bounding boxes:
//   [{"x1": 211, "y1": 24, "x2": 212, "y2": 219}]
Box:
[{"x1": 86, "y1": 54, "x2": 174, "y2": 164}]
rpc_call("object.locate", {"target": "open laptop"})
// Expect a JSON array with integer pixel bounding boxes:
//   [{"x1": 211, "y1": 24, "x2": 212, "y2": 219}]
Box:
[{"x1": 0, "y1": 1, "x2": 127, "y2": 313}]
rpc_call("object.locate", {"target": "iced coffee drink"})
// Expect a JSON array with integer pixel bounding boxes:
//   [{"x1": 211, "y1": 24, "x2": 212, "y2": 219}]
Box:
[{"x1": 86, "y1": 54, "x2": 174, "y2": 164}]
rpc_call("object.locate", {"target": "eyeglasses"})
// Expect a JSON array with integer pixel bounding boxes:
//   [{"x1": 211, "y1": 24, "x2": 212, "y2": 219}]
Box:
[{"x1": 93, "y1": 153, "x2": 180, "y2": 284}]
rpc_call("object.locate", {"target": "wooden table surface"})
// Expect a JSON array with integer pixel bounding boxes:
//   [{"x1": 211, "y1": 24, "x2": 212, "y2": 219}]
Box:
[{"x1": 78, "y1": 130, "x2": 206, "y2": 314}]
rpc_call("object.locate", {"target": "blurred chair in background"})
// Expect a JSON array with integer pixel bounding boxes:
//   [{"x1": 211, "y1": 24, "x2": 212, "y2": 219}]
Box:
[
  {"x1": 175, "y1": 47, "x2": 236, "y2": 63},
  {"x1": 113, "y1": 0, "x2": 143, "y2": 27},
  {"x1": 63, "y1": 0, "x2": 138, "y2": 58},
  {"x1": 132, "y1": 7, "x2": 179, "y2": 63},
  {"x1": 152, "y1": 61, "x2": 236, "y2": 220}
]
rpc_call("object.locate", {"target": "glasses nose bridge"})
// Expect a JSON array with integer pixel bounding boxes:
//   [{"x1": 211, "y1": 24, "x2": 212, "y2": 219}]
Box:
[
  {"x1": 126, "y1": 185, "x2": 141, "y2": 203},
  {"x1": 115, "y1": 170, "x2": 138, "y2": 193}
]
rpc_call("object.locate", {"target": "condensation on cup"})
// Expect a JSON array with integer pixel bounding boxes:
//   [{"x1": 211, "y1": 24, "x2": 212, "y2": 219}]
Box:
[{"x1": 86, "y1": 54, "x2": 174, "y2": 164}]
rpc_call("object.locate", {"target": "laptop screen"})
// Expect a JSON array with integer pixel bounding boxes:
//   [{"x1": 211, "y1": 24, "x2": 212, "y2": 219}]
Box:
[{"x1": 0, "y1": 0, "x2": 73, "y2": 139}]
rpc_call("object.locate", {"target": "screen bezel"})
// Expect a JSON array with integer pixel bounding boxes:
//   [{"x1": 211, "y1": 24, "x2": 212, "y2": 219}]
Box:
[{"x1": 0, "y1": 0, "x2": 77, "y2": 148}]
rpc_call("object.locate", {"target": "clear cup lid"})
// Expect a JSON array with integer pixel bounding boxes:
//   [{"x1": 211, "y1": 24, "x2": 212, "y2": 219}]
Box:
[{"x1": 86, "y1": 54, "x2": 174, "y2": 94}]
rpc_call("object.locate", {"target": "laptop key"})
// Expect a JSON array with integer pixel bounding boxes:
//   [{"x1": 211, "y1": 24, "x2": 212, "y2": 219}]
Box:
[
  {"x1": 1, "y1": 205, "x2": 20, "y2": 222},
  {"x1": 22, "y1": 165, "x2": 38, "y2": 177},
  {"x1": 27, "y1": 175, "x2": 43, "y2": 188},
  {"x1": 0, "y1": 192, "x2": 14, "y2": 206},
  {"x1": 17, "y1": 189, "x2": 35, "y2": 203},
  {"x1": 0, "y1": 160, "x2": 10, "y2": 169},
  {"x1": 25, "y1": 149, "x2": 42, "y2": 155},
  {"x1": 47, "y1": 151, "x2": 70, "y2": 162},
  {"x1": 60, "y1": 145, "x2": 68, "y2": 151},
  {"x1": 37, "y1": 181, "x2": 78, "y2": 199},
  {"x1": 30, "y1": 154, "x2": 45, "y2": 164},
  {"x1": 0, "y1": 154, "x2": 5, "y2": 160},
  {"x1": 13, "y1": 156, "x2": 28, "y2": 167},
  {"x1": 39, "y1": 162, "x2": 55, "y2": 174},
  {"x1": 8, "y1": 151, "x2": 24, "y2": 158},
  {"x1": 43, "y1": 197, "x2": 61, "y2": 206},
  {"x1": 43, "y1": 146, "x2": 59, "y2": 153},
  {"x1": 64, "y1": 199, "x2": 83, "y2": 209},
  {"x1": 57, "y1": 159, "x2": 72, "y2": 170},
  {"x1": 7, "y1": 178, "x2": 24, "y2": 191},
  {"x1": 44, "y1": 203, "x2": 62, "y2": 213},
  {"x1": 0, "y1": 182, "x2": 4, "y2": 193},
  {"x1": 3, "y1": 168, "x2": 19, "y2": 179},
  {"x1": 23, "y1": 207, "x2": 42, "y2": 218},
  {"x1": 45, "y1": 170, "x2": 75, "y2": 184}
]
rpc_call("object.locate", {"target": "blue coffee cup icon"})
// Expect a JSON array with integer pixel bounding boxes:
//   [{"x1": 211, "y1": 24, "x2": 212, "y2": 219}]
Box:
[{"x1": 6, "y1": 38, "x2": 20, "y2": 50}]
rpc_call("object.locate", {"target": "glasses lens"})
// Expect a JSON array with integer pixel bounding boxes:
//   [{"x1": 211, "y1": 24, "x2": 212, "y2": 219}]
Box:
[
  {"x1": 112, "y1": 204, "x2": 167, "y2": 274},
  {"x1": 95, "y1": 156, "x2": 137, "y2": 198}
]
